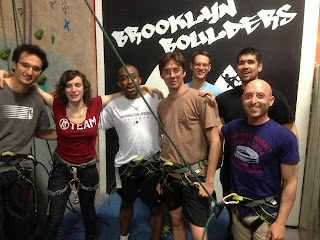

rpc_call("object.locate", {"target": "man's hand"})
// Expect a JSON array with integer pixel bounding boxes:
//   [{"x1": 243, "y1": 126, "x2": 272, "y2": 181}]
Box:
[
  {"x1": 193, "y1": 181, "x2": 214, "y2": 198},
  {"x1": 156, "y1": 182, "x2": 163, "y2": 195},
  {"x1": 141, "y1": 85, "x2": 164, "y2": 99},
  {"x1": 267, "y1": 221, "x2": 285, "y2": 240},
  {"x1": 199, "y1": 91, "x2": 217, "y2": 107}
]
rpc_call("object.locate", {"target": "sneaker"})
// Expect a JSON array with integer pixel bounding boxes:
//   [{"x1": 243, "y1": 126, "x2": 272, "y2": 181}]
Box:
[{"x1": 161, "y1": 225, "x2": 172, "y2": 240}]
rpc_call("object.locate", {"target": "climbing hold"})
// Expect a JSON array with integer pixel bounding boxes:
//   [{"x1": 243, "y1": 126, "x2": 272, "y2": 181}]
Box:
[
  {"x1": 51, "y1": 34, "x2": 55, "y2": 44},
  {"x1": 0, "y1": 48, "x2": 11, "y2": 60},
  {"x1": 37, "y1": 75, "x2": 47, "y2": 85},
  {"x1": 34, "y1": 29, "x2": 44, "y2": 40}
]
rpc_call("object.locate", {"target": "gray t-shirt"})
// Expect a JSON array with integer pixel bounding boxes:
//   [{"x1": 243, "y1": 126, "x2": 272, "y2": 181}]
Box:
[{"x1": 0, "y1": 80, "x2": 50, "y2": 172}]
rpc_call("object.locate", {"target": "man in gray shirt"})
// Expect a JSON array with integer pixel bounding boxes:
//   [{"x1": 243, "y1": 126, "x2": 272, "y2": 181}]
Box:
[{"x1": 0, "y1": 44, "x2": 55, "y2": 239}]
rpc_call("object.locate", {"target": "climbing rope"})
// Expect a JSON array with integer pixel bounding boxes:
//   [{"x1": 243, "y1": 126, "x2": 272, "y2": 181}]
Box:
[
  {"x1": 11, "y1": 0, "x2": 24, "y2": 45},
  {"x1": 83, "y1": 0, "x2": 217, "y2": 205},
  {"x1": 29, "y1": 0, "x2": 33, "y2": 44},
  {"x1": 83, "y1": 1, "x2": 223, "y2": 239}
]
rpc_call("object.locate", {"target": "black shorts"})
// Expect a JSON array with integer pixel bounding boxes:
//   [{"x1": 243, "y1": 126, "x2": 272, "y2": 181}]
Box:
[
  {"x1": 117, "y1": 162, "x2": 161, "y2": 208},
  {"x1": 162, "y1": 175, "x2": 211, "y2": 227}
]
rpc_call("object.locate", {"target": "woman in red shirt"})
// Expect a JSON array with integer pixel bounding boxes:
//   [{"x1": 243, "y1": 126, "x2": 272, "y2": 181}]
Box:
[{"x1": 31, "y1": 70, "x2": 161, "y2": 240}]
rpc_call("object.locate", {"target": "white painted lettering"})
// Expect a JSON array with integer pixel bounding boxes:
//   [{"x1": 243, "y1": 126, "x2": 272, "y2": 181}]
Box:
[
  {"x1": 277, "y1": 4, "x2": 297, "y2": 26},
  {"x1": 141, "y1": 24, "x2": 155, "y2": 39},
  {"x1": 155, "y1": 20, "x2": 170, "y2": 35}
]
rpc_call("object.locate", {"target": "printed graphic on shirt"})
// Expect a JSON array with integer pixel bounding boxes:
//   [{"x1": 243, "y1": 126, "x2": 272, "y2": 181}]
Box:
[
  {"x1": 234, "y1": 145, "x2": 259, "y2": 164},
  {"x1": 231, "y1": 132, "x2": 273, "y2": 174},
  {"x1": 59, "y1": 117, "x2": 97, "y2": 130},
  {"x1": 3, "y1": 105, "x2": 33, "y2": 119},
  {"x1": 120, "y1": 111, "x2": 154, "y2": 126}
]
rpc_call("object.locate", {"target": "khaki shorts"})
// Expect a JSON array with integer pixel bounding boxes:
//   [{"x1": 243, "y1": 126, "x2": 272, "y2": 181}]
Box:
[{"x1": 232, "y1": 208, "x2": 277, "y2": 240}]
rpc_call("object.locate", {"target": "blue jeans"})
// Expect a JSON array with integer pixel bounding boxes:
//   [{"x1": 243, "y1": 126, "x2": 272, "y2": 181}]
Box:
[
  {"x1": 0, "y1": 169, "x2": 31, "y2": 240},
  {"x1": 40, "y1": 164, "x2": 99, "y2": 240}
]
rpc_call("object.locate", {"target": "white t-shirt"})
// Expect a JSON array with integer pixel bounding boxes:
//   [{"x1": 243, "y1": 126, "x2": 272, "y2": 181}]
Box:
[{"x1": 99, "y1": 93, "x2": 161, "y2": 167}]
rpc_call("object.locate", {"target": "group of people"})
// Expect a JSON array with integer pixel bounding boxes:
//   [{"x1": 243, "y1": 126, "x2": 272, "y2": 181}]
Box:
[{"x1": 0, "y1": 44, "x2": 299, "y2": 240}]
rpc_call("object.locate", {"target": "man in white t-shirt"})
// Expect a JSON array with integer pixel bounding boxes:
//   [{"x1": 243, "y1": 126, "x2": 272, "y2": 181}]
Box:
[{"x1": 99, "y1": 65, "x2": 162, "y2": 240}]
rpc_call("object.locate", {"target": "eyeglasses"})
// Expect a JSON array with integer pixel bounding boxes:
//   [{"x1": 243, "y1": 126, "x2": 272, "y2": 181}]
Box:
[
  {"x1": 162, "y1": 68, "x2": 183, "y2": 76},
  {"x1": 18, "y1": 61, "x2": 42, "y2": 73}
]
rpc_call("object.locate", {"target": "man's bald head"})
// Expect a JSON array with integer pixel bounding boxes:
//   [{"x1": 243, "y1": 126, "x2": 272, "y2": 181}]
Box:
[
  {"x1": 242, "y1": 79, "x2": 275, "y2": 125},
  {"x1": 244, "y1": 79, "x2": 273, "y2": 97}
]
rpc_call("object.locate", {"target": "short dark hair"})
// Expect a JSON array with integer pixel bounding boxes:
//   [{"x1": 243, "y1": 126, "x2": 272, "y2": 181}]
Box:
[
  {"x1": 237, "y1": 47, "x2": 262, "y2": 64},
  {"x1": 158, "y1": 52, "x2": 187, "y2": 73},
  {"x1": 12, "y1": 44, "x2": 49, "y2": 72},
  {"x1": 118, "y1": 64, "x2": 139, "y2": 80},
  {"x1": 191, "y1": 50, "x2": 212, "y2": 64},
  {"x1": 56, "y1": 70, "x2": 92, "y2": 105}
]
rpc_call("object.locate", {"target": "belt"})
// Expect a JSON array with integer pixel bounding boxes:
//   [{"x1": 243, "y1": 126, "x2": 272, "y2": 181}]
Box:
[
  {"x1": 162, "y1": 158, "x2": 207, "y2": 175},
  {"x1": 52, "y1": 152, "x2": 98, "y2": 172},
  {"x1": 0, "y1": 151, "x2": 33, "y2": 167},
  {"x1": 126, "y1": 151, "x2": 160, "y2": 168}
]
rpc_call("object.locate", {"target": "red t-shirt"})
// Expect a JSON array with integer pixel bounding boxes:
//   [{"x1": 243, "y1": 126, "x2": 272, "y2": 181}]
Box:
[{"x1": 53, "y1": 96, "x2": 102, "y2": 164}]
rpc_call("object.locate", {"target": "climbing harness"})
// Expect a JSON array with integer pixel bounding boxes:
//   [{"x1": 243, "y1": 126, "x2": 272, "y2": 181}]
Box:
[
  {"x1": 0, "y1": 151, "x2": 35, "y2": 178},
  {"x1": 213, "y1": 193, "x2": 279, "y2": 233},
  {"x1": 162, "y1": 158, "x2": 207, "y2": 175},
  {"x1": 0, "y1": 151, "x2": 38, "y2": 211},
  {"x1": 160, "y1": 159, "x2": 207, "y2": 189},
  {"x1": 112, "y1": 152, "x2": 161, "y2": 192},
  {"x1": 46, "y1": 152, "x2": 99, "y2": 214}
]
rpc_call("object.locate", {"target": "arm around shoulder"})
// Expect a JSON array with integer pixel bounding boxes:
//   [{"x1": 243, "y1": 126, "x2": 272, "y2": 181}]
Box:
[
  {"x1": 101, "y1": 91, "x2": 123, "y2": 108},
  {"x1": 34, "y1": 129, "x2": 57, "y2": 140},
  {"x1": 31, "y1": 85, "x2": 54, "y2": 110},
  {"x1": 0, "y1": 70, "x2": 12, "y2": 88}
]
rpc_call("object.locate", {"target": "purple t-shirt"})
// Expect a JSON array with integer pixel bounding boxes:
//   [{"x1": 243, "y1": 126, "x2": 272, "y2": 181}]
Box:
[{"x1": 221, "y1": 119, "x2": 299, "y2": 217}]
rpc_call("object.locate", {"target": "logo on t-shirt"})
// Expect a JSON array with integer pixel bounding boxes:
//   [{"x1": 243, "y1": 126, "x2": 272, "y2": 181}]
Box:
[
  {"x1": 59, "y1": 118, "x2": 70, "y2": 130},
  {"x1": 59, "y1": 117, "x2": 97, "y2": 130},
  {"x1": 3, "y1": 105, "x2": 33, "y2": 120},
  {"x1": 179, "y1": 113, "x2": 186, "y2": 121},
  {"x1": 234, "y1": 145, "x2": 259, "y2": 164}
]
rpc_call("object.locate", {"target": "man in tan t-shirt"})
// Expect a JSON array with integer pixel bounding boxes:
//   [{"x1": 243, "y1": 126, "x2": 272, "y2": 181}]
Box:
[{"x1": 156, "y1": 51, "x2": 221, "y2": 240}]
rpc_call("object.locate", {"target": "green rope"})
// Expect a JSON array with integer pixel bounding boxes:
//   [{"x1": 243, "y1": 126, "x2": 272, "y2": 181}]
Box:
[
  {"x1": 83, "y1": 0, "x2": 217, "y2": 204},
  {"x1": 83, "y1": 1, "x2": 220, "y2": 239},
  {"x1": 12, "y1": 0, "x2": 18, "y2": 46},
  {"x1": 12, "y1": 0, "x2": 24, "y2": 45}
]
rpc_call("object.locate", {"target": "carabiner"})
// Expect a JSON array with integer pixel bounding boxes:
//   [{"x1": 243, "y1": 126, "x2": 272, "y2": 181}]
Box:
[{"x1": 223, "y1": 193, "x2": 240, "y2": 205}]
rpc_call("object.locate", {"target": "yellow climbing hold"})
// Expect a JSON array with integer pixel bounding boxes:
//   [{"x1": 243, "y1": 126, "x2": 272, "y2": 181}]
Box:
[
  {"x1": 0, "y1": 48, "x2": 11, "y2": 60},
  {"x1": 37, "y1": 75, "x2": 47, "y2": 85},
  {"x1": 34, "y1": 29, "x2": 44, "y2": 40}
]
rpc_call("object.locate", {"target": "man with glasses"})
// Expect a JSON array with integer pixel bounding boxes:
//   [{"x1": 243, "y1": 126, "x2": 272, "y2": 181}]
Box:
[
  {"x1": 0, "y1": 44, "x2": 55, "y2": 239},
  {"x1": 185, "y1": 50, "x2": 222, "y2": 97},
  {"x1": 156, "y1": 52, "x2": 221, "y2": 240}
]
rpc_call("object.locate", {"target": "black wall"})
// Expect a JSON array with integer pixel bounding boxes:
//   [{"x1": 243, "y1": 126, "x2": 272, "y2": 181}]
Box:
[{"x1": 102, "y1": 0, "x2": 305, "y2": 191}]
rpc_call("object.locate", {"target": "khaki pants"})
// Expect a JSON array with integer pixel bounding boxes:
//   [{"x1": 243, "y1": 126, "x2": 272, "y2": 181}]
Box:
[{"x1": 231, "y1": 208, "x2": 277, "y2": 240}]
